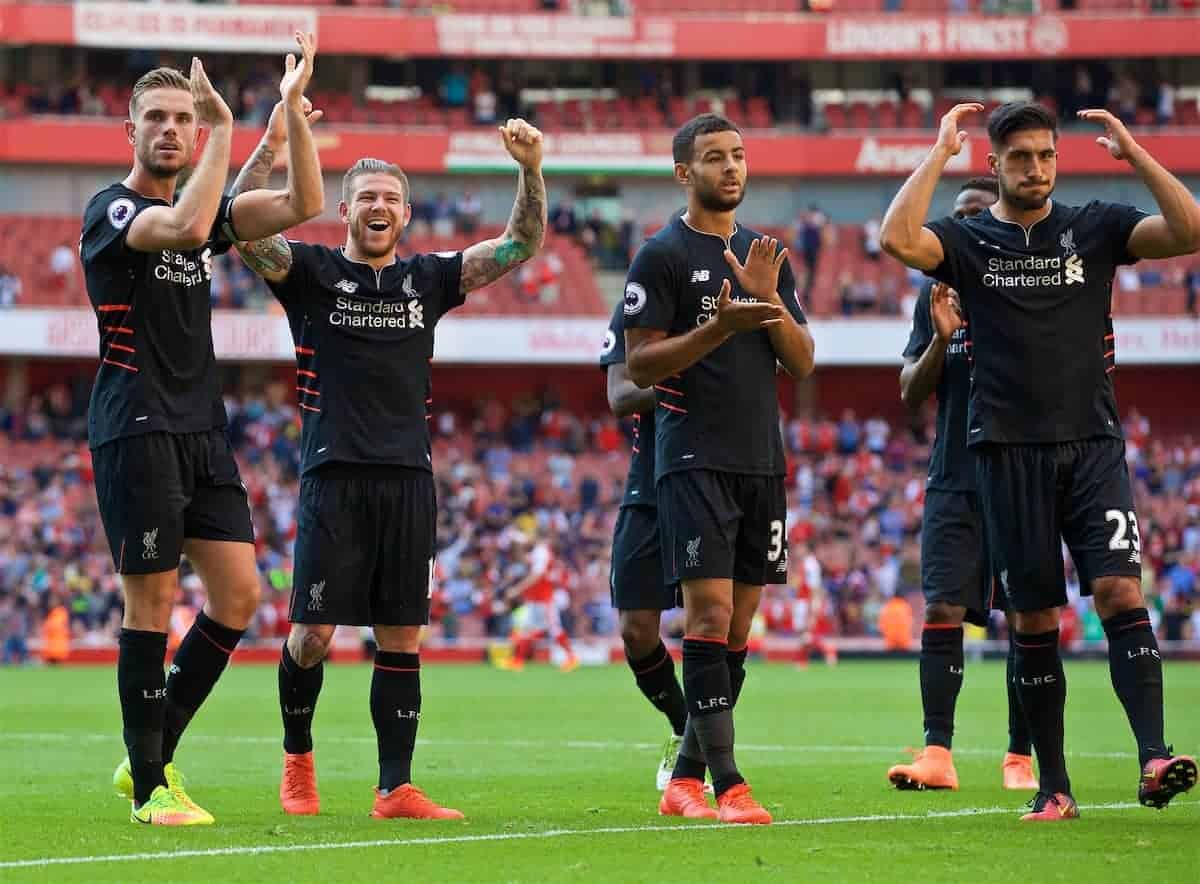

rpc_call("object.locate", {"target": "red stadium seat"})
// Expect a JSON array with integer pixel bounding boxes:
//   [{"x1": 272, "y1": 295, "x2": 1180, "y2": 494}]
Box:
[
  {"x1": 898, "y1": 101, "x2": 925, "y2": 130},
  {"x1": 876, "y1": 101, "x2": 898, "y2": 130},
  {"x1": 823, "y1": 103, "x2": 848, "y2": 131},
  {"x1": 848, "y1": 102, "x2": 875, "y2": 130}
]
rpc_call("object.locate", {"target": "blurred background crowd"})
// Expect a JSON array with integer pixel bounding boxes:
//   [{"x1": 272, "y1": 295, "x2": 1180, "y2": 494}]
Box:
[{"x1": 3, "y1": 383, "x2": 1197, "y2": 663}]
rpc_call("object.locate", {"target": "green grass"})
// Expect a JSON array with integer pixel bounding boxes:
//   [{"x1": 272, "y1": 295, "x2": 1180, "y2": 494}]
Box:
[{"x1": 1, "y1": 659, "x2": 1197, "y2": 883}]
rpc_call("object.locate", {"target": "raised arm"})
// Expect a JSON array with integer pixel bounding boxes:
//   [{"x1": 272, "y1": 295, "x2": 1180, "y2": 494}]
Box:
[
  {"x1": 126, "y1": 58, "x2": 233, "y2": 252},
  {"x1": 879, "y1": 103, "x2": 982, "y2": 272},
  {"x1": 899, "y1": 283, "x2": 959, "y2": 410},
  {"x1": 1078, "y1": 110, "x2": 1200, "y2": 260},
  {"x1": 625, "y1": 282, "x2": 783, "y2": 388},
  {"x1": 606, "y1": 361, "x2": 658, "y2": 418},
  {"x1": 229, "y1": 32, "x2": 325, "y2": 244},
  {"x1": 459, "y1": 119, "x2": 547, "y2": 295}
]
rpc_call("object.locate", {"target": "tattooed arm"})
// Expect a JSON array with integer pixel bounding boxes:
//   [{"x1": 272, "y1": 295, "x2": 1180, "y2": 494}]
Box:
[
  {"x1": 459, "y1": 119, "x2": 547, "y2": 295},
  {"x1": 231, "y1": 128, "x2": 295, "y2": 284},
  {"x1": 231, "y1": 127, "x2": 295, "y2": 284},
  {"x1": 232, "y1": 34, "x2": 324, "y2": 282}
]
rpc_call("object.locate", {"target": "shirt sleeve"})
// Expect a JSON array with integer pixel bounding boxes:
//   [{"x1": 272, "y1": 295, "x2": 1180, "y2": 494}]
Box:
[
  {"x1": 425, "y1": 251, "x2": 466, "y2": 318},
  {"x1": 621, "y1": 239, "x2": 677, "y2": 332},
  {"x1": 922, "y1": 216, "x2": 966, "y2": 289},
  {"x1": 902, "y1": 281, "x2": 935, "y2": 360},
  {"x1": 1098, "y1": 201, "x2": 1151, "y2": 267},
  {"x1": 599, "y1": 300, "x2": 626, "y2": 369},
  {"x1": 264, "y1": 241, "x2": 314, "y2": 310},
  {"x1": 79, "y1": 190, "x2": 153, "y2": 265},
  {"x1": 208, "y1": 195, "x2": 238, "y2": 256},
  {"x1": 777, "y1": 256, "x2": 808, "y2": 325}
]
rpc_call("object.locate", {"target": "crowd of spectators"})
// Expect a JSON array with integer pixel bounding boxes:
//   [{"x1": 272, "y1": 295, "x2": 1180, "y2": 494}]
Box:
[{"x1": 3, "y1": 379, "x2": 1198, "y2": 663}]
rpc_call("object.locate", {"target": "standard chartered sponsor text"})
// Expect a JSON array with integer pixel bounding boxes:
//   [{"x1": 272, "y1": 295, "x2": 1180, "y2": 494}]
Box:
[
  {"x1": 983, "y1": 254, "x2": 1064, "y2": 288},
  {"x1": 330, "y1": 296, "x2": 424, "y2": 329}
]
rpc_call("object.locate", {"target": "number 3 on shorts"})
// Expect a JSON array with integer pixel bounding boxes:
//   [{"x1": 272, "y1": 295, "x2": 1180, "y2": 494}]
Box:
[
  {"x1": 1105, "y1": 509, "x2": 1141, "y2": 552},
  {"x1": 767, "y1": 520, "x2": 784, "y2": 562}
]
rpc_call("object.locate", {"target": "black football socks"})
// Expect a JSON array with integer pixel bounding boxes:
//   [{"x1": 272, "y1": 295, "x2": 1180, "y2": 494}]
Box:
[
  {"x1": 681, "y1": 636, "x2": 743, "y2": 796},
  {"x1": 1103, "y1": 607, "x2": 1168, "y2": 767},
  {"x1": 626, "y1": 641, "x2": 688, "y2": 737},
  {"x1": 1012, "y1": 629, "x2": 1070, "y2": 795},
  {"x1": 278, "y1": 643, "x2": 324, "y2": 755},
  {"x1": 920, "y1": 625, "x2": 965, "y2": 749},
  {"x1": 118, "y1": 628, "x2": 168, "y2": 805},
  {"x1": 726, "y1": 644, "x2": 749, "y2": 706},
  {"x1": 162, "y1": 611, "x2": 245, "y2": 764},
  {"x1": 371, "y1": 651, "x2": 422, "y2": 792},
  {"x1": 1006, "y1": 634, "x2": 1033, "y2": 756}
]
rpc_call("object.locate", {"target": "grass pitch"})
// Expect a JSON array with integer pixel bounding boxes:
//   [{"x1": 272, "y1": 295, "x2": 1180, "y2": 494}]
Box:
[{"x1": 1, "y1": 658, "x2": 1197, "y2": 883}]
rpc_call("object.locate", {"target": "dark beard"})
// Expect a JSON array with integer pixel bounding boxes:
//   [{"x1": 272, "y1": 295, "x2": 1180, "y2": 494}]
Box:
[
  {"x1": 138, "y1": 145, "x2": 184, "y2": 180},
  {"x1": 1001, "y1": 182, "x2": 1051, "y2": 212},
  {"x1": 694, "y1": 183, "x2": 744, "y2": 213}
]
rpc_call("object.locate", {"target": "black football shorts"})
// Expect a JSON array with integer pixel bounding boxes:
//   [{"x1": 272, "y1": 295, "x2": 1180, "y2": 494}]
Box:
[
  {"x1": 657, "y1": 469, "x2": 788, "y2": 587},
  {"x1": 920, "y1": 489, "x2": 998, "y2": 627},
  {"x1": 291, "y1": 464, "x2": 436, "y2": 626},
  {"x1": 93, "y1": 429, "x2": 253, "y2": 575},
  {"x1": 975, "y1": 437, "x2": 1141, "y2": 613},
  {"x1": 610, "y1": 504, "x2": 678, "y2": 611}
]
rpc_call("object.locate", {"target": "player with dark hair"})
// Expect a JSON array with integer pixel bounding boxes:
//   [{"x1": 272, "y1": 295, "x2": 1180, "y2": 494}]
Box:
[
  {"x1": 89, "y1": 35, "x2": 324, "y2": 825},
  {"x1": 600, "y1": 297, "x2": 690, "y2": 789},
  {"x1": 236, "y1": 120, "x2": 546, "y2": 821},
  {"x1": 624, "y1": 113, "x2": 815, "y2": 824},
  {"x1": 886, "y1": 176, "x2": 1037, "y2": 793},
  {"x1": 881, "y1": 100, "x2": 1199, "y2": 820}
]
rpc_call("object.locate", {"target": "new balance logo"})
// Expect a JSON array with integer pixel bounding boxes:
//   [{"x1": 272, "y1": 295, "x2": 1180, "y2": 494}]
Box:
[
  {"x1": 335, "y1": 279, "x2": 359, "y2": 294},
  {"x1": 690, "y1": 270, "x2": 710, "y2": 283},
  {"x1": 142, "y1": 528, "x2": 159, "y2": 560},
  {"x1": 308, "y1": 580, "x2": 326, "y2": 612},
  {"x1": 685, "y1": 537, "x2": 701, "y2": 569},
  {"x1": 1065, "y1": 254, "x2": 1084, "y2": 285}
]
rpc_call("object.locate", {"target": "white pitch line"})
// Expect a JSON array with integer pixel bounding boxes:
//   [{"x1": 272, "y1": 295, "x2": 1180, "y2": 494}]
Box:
[
  {"x1": 0, "y1": 802, "x2": 1150, "y2": 870},
  {"x1": 0, "y1": 732, "x2": 1136, "y2": 760}
]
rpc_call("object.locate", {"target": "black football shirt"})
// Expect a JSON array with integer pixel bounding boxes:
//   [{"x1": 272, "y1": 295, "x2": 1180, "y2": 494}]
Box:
[
  {"x1": 622, "y1": 216, "x2": 808, "y2": 479},
  {"x1": 925, "y1": 200, "x2": 1146, "y2": 446},
  {"x1": 266, "y1": 243, "x2": 464, "y2": 474},
  {"x1": 80, "y1": 183, "x2": 237, "y2": 448},
  {"x1": 599, "y1": 300, "x2": 655, "y2": 509},
  {"x1": 903, "y1": 280, "x2": 974, "y2": 492}
]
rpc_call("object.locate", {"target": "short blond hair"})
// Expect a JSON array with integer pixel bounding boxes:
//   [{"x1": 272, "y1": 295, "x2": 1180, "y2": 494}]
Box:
[
  {"x1": 343, "y1": 158, "x2": 409, "y2": 205},
  {"x1": 129, "y1": 67, "x2": 191, "y2": 119}
]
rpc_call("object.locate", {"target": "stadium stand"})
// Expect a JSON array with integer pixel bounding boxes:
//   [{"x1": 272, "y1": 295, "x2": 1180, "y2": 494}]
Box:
[
  {"x1": 2, "y1": 216, "x2": 1195, "y2": 317},
  {"x1": 2, "y1": 387, "x2": 1198, "y2": 661}
]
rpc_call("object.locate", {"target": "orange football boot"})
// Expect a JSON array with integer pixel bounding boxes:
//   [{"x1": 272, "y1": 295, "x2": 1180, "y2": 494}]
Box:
[
  {"x1": 887, "y1": 745, "x2": 959, "y2": 791},
  {"x1": 280, "y1": 751, "x2": 320, "y2": 816},
  {"x1": 1002, "y1": 753, "x2": 1038, "y2": 791},
  {"x1": 716, "y1": 783, "x2": 772, "y2": 825},
  {"x1": 1020, "y1": 791, "x2": 1079, "y2": 822},
  {"x1": 371, "y1": 784, "x2": 464, "y2": 820},
  {"x1": 659, "y1": 778, "x2": 718, "y2": 819}
]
